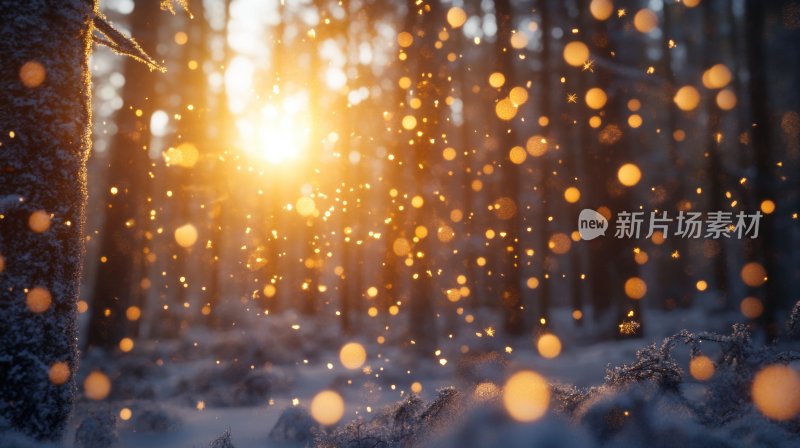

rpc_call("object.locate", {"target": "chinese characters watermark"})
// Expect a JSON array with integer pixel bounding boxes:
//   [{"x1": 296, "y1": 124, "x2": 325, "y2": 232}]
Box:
[{"x1": 578, "y1": 209, "x2": 762, "y2": 241}]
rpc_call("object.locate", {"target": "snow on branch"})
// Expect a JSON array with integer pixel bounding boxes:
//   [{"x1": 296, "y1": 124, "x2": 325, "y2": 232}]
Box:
[
  {"x1": 160, "y1": 0, "x2": 193, "y2": 18},
  {"x1": 92, "y1": 11, "x2": 165, "y2": 72}
]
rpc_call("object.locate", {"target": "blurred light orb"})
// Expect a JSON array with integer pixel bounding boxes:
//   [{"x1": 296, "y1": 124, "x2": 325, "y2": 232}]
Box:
[
  {"x1": 446, "y1": 7, "x2": 467, "y2": 29},
  {"x1": 689, "y1": 355, "x2": 715, "y2": 381},
  {"x1": 740, "y1": 262, "x2": 766, "y2": 287},
  {"x1": 624, "y1": 277, "x2": 647, "y2": 299},
  {"x1": 296, "y1": 197, "x2": 317, "y2": 217},
  {"x1": 585, "y1": 87, "x2": 608, "y2": 110},
  {"x1": 760, "y1": 199, "x2": 775, "y2": 214},
  {"x1": 590, "y1": 0, "x2": 614, "y2": 20},
  {"x1": 263, "y1": 284, "x2": 277, "y2": 298},
  {"x1": 174, "y1": 223, "x2": 198, "y2": 248},
  {"x1": 510, "y1": 32, "x2": 528, "y2": 49},
  {"x1": 339, "y1": 342, "x2": 367, "y2": 370},
  {"x1": 674, "y1": 85, "x2": 701, "y2": 111},
  {"x1": 119, "y1": 407, "x2": 132, "y2": 421},
  {"x1": 84, "y1": 371, "x2": 112, "y2": 401},
  {"x1": 393, "y1": 238, "x2": 411, "y2": 257},
  {"x1": 503, "y1": 371, "x2": 550, "y2": 422},
  {"x1": 563, "y1": 41, "x2": 590, "y2": 67},
  {"x1": 493, "y1": 197, "x2": 517, "y2": 220},
  {"x1": 628, "y1": 114, "x2": 643, "y2": 128},
  {"x1": 401, "y1": 115, "x2": 417, "y2": 130},
  {"x1": 548, "y1": 233, "x2": 572, "y2": 255},
  {"x1": 633, "y1": 9, "x2": 658, "y2": 33},
  {"x1": 119, "y1": 337, "x2": 134, "y2": 353},
  {"x1": 28, "y1": 210, "x2": 52, "y2": 233},
  {"x1": 740, "y1": 296, "x2": 764, "y2": 319},
  {"x1": 684, "y1": 0, "x2": 702, "y2": 7},
  {"x1": 26, "y1": 286, "x2": 52, "y2": 313},
  {"x1": 526, "y1": 135, "x2": 548, "y2": 157},
  {"x1": 617, "y1": 163, "x2": 642, "y2": 187},
  {"x1": 716, "y1": 89, "x2": 737, "y2": 110},
  {"x1": 126, "y1": 306, "x2": 142, "y2": 321},
  {"x1": 536, "y1": 334, "x2": 562, "y2": 359},
  {"x1": 564, "y1": 187, "x2": 581, "y2": 203},
  {"x1": 19, "y1": 60, "x2": 46, "y2": 88},
  {"x1": 310, "y1": 390, "x2": 345, "y2": 426},
  {"x1": 437, "y1": 225, "x2": 455, "y2": 243},
  {"x1": 48, "y1": 362, "x2": 71, "y2": 385},
  {"x1": 165, "y1": 142, "x2": 199, "y2": 168},
  {"x1": 495, "y1": 98, "x2": 518, "y2": 120},
  {"x1": 752, "y1": 365, "x2": 800, "y2": 421},
  {"x1": 703, "y1": 64, "x2": 732, "y2": 89},
  {"x1": 489, "y1": 72, "x2": 506, "y2": 89},
  {"x1": 174, "y1": 31, "x2": 188, "y2": 45},
  {"x1": 509, "y1": 86, "x2": 529, "y2": 106},
  {"x1": 397, "y1": 31, "x2": 414, "y2": 48},
  {"x1": 509, "y1": 146, "x2": 527, "y2": 164}
]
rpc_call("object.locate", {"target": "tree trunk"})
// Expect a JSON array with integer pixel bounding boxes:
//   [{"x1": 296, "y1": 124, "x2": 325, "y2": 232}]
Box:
[
  {"x1": 745, "y1": 0, "x2": 780, "y2": 338},
  {"x1": 406, "y1": 0, "x2": 440, "y2": 354},
  {"x1": 0, "y1": 0, "x2": 94, "y2": 439},
  {"x1": 86, "y1": 1, "x2": 157, "y2": 349}
]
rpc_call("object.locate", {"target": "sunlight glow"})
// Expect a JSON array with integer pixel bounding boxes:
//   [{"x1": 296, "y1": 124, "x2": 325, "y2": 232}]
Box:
[{"x1": 237, "y1": 93, "x2": 312, "y2": 164}]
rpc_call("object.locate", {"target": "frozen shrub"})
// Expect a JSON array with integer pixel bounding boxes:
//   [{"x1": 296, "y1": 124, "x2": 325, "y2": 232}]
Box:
[
  {"x1": 411, "y1": 388, "x2": 463, "y2": 444},
  {"x1": 604, "y1": 338, "x2": 683, "y2": 392},
  {"x1": 268, "y1": 406, "x2": 319, "y2": 446},
  {"x1": 327, "y1": 304, "x2": 800, "y2": 447},
  {"x1": 74, "y1": 411, "x2": 118, "y2": 448},
  {"x1": 209, "y1": 429, "x2": 235, "y2": 448},
  {"x1": 387, "y1": 394, "x2": 424, "y2": 441},
  {"x1": 787, "y1": 300, "x2": 800, "y2": 339},
  {"x1": 551, "y1": 384, "x2": 596, "y2": 416},
  {"x1": 576, "y1": 384, "x2": 734, "y2": 448},
  {"x1": 316, "y1": 388, "x2": 463, "y2": 447}
]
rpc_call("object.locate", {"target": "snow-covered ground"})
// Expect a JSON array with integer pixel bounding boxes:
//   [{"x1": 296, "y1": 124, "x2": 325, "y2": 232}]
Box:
[{"x1": 21, "y1": 305, "x2": 776, "y2": 447}]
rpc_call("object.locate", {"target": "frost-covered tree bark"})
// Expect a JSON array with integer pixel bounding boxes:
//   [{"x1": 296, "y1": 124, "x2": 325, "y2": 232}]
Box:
[{"x1": 0, "y1": 0, "x2": 95, "y2": 439}]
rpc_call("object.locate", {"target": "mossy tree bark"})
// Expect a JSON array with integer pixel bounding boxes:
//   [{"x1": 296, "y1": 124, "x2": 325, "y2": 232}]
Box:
[{"x1": 0, "y1": 0, "x2": 95, "y2": 440}]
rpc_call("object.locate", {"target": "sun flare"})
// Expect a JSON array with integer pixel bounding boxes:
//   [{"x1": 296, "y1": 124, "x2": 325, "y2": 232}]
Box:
[{"x1": 236, "y1": 92, "x2": 311, "y2": 164}]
